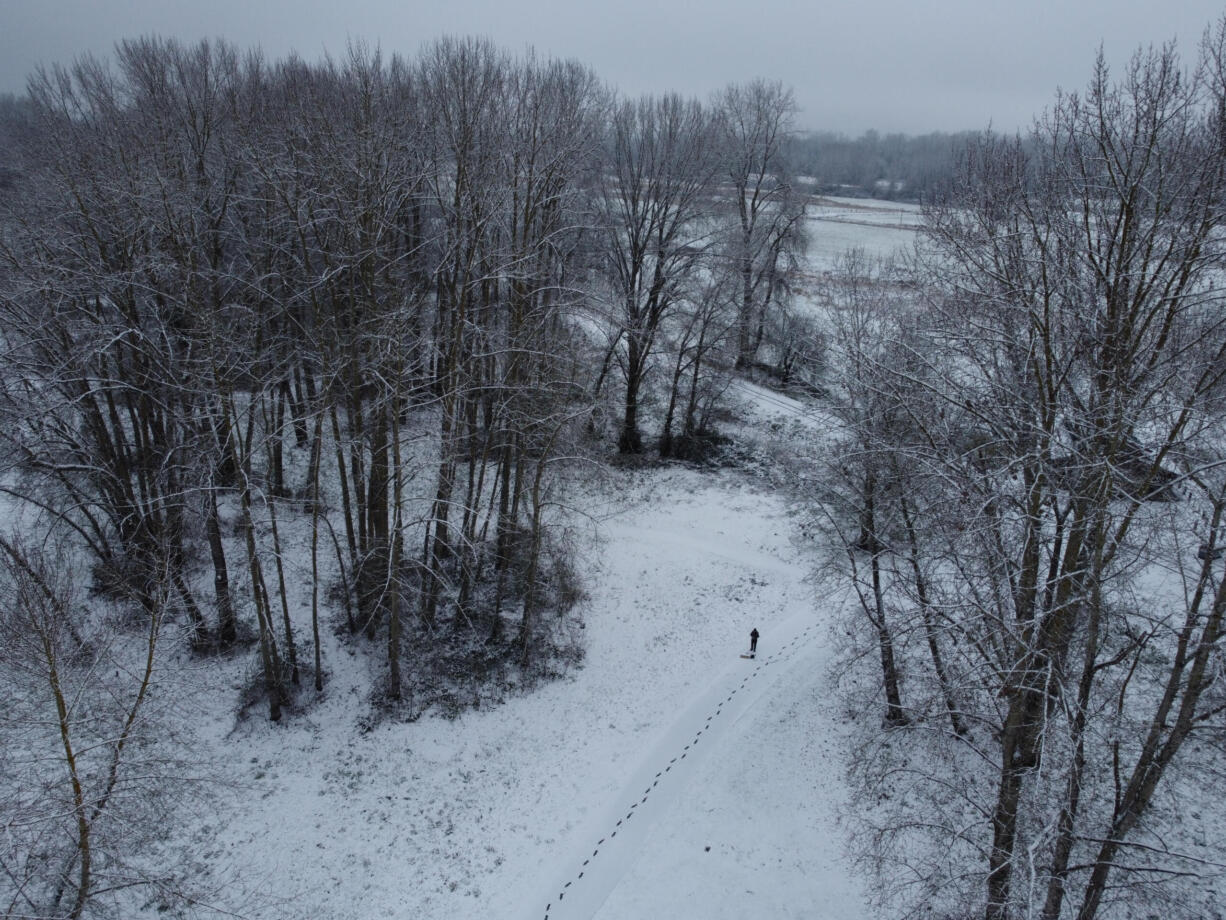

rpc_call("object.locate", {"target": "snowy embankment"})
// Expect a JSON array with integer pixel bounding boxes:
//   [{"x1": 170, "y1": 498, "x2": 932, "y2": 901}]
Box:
[{"x1": 173, "y1": 461, "x2": 865, "y2": 919}]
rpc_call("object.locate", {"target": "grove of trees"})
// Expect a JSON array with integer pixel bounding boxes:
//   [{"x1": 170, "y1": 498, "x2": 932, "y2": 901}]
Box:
[
  {"x1": 0, "y1": 35, "x2": 810, "y2": 919},
  {"x1": 825, "y1": 26, "x2": 1226, "y2": 920}
]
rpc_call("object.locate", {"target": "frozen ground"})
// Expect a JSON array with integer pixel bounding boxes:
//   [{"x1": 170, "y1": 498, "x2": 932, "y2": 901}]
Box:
[
  {"x1": 170, "y1": 462, "x2": 867, "y2": 920},
  {"x1": 805, "y1": 196, "x2": 921, "y2": 269}
]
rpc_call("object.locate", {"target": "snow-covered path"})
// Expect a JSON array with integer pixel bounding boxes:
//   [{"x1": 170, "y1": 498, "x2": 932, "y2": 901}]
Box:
[
  {"x1": 175, "y1": 467, "x2": 866, "y2": 920},
  {"x1": 525, "y1": 611, "x2": 831, "y2": 920},
  {"x1": 516, "y1": 471, "x2": 864, "y2": 920}
]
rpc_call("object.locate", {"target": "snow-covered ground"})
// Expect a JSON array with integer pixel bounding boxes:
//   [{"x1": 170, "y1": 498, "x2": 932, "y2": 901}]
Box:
[
  {"x1": 805, "y1": 196, "x2": 921, "y2": 269},
  {"x1": 170, "y1": 462, "x2": 866, "y2": 919}
]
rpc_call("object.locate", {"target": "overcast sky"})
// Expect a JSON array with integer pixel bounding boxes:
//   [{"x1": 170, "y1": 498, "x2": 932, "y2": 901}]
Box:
[{"x1": 2, "y1": 0, "x2": 1223, "y2": 135}]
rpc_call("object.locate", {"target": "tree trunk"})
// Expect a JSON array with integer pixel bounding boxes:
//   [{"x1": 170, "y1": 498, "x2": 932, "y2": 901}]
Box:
[
  {"x1": 206, "y1": 482, "x2": 237, "y2": 646},
  {"x1": 309, "y1": 414, "x2": 324, "y2": 692},
  {"x1": 898, "y1": 494, "x2": 965, "y2": 735},
  {"x1": 860, "y1": 468, "x2": 907, "y2": 725},
  {"x1": 619, "y1": 335, "x2": 645, "y2": 453}
]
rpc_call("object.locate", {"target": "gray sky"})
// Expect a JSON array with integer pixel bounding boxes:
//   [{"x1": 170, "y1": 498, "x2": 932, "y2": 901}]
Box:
[{"x1": 2, "y1": 0, "x2": 1223, "y2": 135}]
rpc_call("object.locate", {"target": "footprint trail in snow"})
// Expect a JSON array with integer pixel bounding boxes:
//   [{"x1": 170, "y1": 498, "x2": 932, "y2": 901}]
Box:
[{"x1": 531, "y1": 611, "x2": 823, "y2": 920}]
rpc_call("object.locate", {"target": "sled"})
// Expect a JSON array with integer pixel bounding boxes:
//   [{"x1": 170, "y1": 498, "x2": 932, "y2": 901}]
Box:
[{"x1": 740, "y1": 652, "x2": 756, "y2": 659}]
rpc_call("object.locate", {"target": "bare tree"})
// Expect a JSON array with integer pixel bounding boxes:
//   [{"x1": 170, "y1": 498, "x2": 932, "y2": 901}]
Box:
[
  {"x1": 712, "y1": 79, "x2": 806, "y2": 370},
  {"x1": 0, "y1": 535, "x2": 175, "y2": 919},
  {"x1": 844, "y1": 32, "x2": 1226, "y2": 920},
  {"x1": 596, "y1": 92, "x2": 719, "y2": 453},
  {"x1": 822, "y1": 251, "x2": 915, "y2": 727},
  {"x1": 0, "y1": 51, "x2": 212, "y2": 641},
  {"x1": 657, "y1": 262, "x2": 738, "y2": 458}
]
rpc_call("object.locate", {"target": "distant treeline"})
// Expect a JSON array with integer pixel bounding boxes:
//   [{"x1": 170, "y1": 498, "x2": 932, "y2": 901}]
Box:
[{"x1": 787, "y1": 129, "x2": 978, "y2": 202}]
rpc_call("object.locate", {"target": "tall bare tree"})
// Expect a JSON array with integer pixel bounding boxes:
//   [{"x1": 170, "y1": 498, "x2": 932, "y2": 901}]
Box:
[
  {"x1": 596, "y1": 92, "x2": 719, "y2": 453},
  {"x1": 845, "y1": 31, "x2": 1226, "y2": 920},
  {"x1": 713, "y1": 79, "x2": 806, "y2": 370}
]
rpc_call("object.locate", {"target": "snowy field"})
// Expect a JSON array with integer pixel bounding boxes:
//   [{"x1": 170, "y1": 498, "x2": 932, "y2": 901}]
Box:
[
  {"x1": 804, "y1": 196, "x2": 922, "y2": 270},
  {"x1": 165, "y1": 457, "x2": 867, "y2": 920}
]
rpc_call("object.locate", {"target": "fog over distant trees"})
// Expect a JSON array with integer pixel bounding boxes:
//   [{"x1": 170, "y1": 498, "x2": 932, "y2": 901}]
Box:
[{"x1": 787, "y1": 128, "x2": 977, "y2": 200}]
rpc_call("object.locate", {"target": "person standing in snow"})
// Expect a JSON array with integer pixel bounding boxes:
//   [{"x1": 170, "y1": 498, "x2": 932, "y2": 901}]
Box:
[{"x1": 750, "y1": 628, "x2": 759, "y2": 654}]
